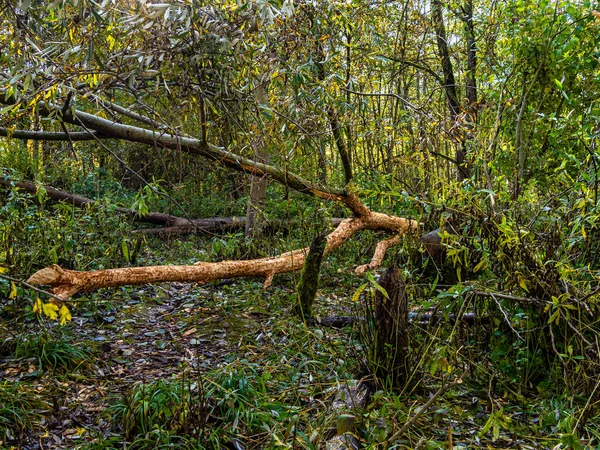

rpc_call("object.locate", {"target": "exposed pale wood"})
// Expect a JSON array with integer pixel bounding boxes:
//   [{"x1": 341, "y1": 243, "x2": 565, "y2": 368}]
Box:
[
  {"x1": 355, "y1": 235, "x2": 402, "y2": 274},
  {"x1": 27, "y1": 204, "x2": 419, "y2": 299},
  {"x1": 0, "y1": 94, "x2": 419, "y2": 299}
]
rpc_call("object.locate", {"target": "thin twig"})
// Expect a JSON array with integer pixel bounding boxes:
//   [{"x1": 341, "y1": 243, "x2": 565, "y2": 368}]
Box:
[
  {"x1": 562, "y1": 310, "x2": 592, "y2": 346},
  {"x1": 0, "y1": 273, "x2": 86, "y2": 303},
  {"x1": 471, "y1": 289, "x2": 549, "y2": 305},
  {"x1": 490, "y1": 293, "x2": 523, "y2": 341}
]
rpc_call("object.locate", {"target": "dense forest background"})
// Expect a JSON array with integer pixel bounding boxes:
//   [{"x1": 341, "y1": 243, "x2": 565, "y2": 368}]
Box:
[{"x1": 1, "y1": 0, "x2": 600, "y2": 448}]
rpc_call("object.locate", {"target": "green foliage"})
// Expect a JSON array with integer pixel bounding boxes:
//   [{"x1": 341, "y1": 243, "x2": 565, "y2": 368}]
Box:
[
  {"x1": 2, "y1": 0, "x2": 600, "y2": 447},
  {"x1": 0, "y1": 181, "x2": 139, "y2": 274},
  {"x1": 106, "y1": 379, "x2": 194, "y2": 443},
  {"x1": 0, "y1": 382, "x2": 46, "y2": 444},
  {"x1": 14, "y1": 332, "x2": 90, "y2": 372}
]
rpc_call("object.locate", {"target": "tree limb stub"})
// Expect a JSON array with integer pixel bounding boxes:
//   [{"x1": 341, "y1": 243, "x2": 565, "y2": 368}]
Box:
[{"x1": 28, "y1": 211, "x2": 419, "y2": 300}]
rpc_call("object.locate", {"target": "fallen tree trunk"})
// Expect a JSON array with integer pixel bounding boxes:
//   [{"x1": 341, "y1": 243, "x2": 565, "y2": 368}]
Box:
[
  {"x1": 1, "y1": 94, "x2": 419, "y2": 301},
  {"x1": 28, "y1": 193, "x2": 419, "y2": 299},
  {"x1": 1, "y1": 179, "x2": 344, "y2": 234},
  {"x1": 137, "y1": 218, "x2": 345, "y2": 236},
  {"x1": 0, "y1": 179, "x2": 181, "y2": 226}
]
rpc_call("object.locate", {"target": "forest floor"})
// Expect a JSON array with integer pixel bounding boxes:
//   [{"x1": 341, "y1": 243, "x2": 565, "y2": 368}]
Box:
[
  {"x1": 1, "y1": 278, "x2": 360, "y2": 449},
  {"x1": 0, "y1": 276, "x2": 593, "y2": 449}
]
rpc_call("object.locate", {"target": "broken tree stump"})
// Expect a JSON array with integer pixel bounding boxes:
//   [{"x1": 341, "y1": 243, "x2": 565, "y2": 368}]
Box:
[{"x1": 370, "y1": 266, "x2": 409, "y2": 388}]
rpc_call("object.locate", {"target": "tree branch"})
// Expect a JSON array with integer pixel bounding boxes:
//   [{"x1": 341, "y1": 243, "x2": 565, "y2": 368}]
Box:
[
  {"x1": 27, "y1": 205, "x2": 419, "y2": 299},
  {"x1": 0, "y1": 93, "x2": 350, "y2": 204},
  {"x1": 0, "y1": 127, "x2": 104, "y2": 141},
  {"x1": 0, "y1": 179, "x2": 181, "y2": 226}
]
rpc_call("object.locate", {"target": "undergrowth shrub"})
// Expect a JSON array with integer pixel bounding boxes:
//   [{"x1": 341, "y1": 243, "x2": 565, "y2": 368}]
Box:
[
  {"x1": 0, "y1": 184, "x2": 137, "y2": 274},
  {"x1": 14, "y1": 332, "x2": 91, "y2": 372},
  {"x1": 107, "y1": 379, "x2": 193, "y2": 442}
]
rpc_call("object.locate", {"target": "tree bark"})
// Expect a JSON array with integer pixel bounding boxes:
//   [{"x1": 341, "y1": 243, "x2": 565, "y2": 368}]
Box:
[
  {"x1": 431, "y1": 0, "x2": 468, "y2": 180},
  {"x1": 27, "y1": 192, "x2": 418, "y2": 299},
  {"x1": 0, "y1": 93, "x2": 418, "y2": 300},
  {"x1": 137, "y1": 218, "x2": 345, "y2": 236},
  {"x1": 0, "y1": 93, "x2": 347, "y2": 202},
  {"x1": 0, "y1": 179, "x2": 181, "y2": 226},
  {"x1": 463, "y1": 0, "x2": 477, "y2": 113},
  {"x1": 314, "y1": 27, "x2": 353, "y2": 185},
  {"x1": 294, "y1": 232, "x2": 328, "y2": 319},
  {"x1": 0, "y1": 178, "x2": 346, "y2": 235},
  {"x1": 245, "y1": 84, "x2": 270, "y2": 237},
  {"x1": 371, "y1": 266, "x2": 409, "y2": 388}
]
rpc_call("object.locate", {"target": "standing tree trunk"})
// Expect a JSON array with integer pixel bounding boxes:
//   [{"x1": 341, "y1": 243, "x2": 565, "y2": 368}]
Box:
[
  {"x1": 245, "y1": 83, "x2": 270, "y2": 237},
  {"x1": 294, "y1": 232, "x2": 328, "y2": 320},
  {"x1": 463, "y1": 0, "x2": 477, "y2": 114},
  {"x1": 314, "y1": 24, "x2": 353, "y2": 186},
  {"x1": 245, "y1": 171, "x2": 268, "y2": 237},
  {"x1": 431, "y1": 0, "x2": 468, "y2": 181},
  {"x1": 370, "y1": 266, "x2": 409, "y2": 388}
]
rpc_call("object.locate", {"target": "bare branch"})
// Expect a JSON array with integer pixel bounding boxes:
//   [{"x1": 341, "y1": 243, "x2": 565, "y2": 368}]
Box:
[{"x1": 0, "y1": 127, "x2": 103, "y2": 141}]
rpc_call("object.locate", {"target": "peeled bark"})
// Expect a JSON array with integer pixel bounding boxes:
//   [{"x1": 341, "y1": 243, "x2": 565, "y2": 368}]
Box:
[
  {"x1": 0, "y1": 93, "x2": 418, "y2": 300},
  {"x1": 27, "y1": 193, "x2": 419, "y2": 299}
]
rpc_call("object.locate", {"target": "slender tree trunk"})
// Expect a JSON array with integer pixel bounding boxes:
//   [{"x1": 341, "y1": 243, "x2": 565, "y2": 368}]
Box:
[
  {"x1": 431, "y1": 0, "x2": 468, "y2": 181},
  {"x1": 464, "y1": 0, "x2": 477, "y2": 114},
  {"x1": 513, "y1": 64, "x2": 542, "y2": 199},
  {"x1": 315, "y1": 35, "x2": 353, "y2": 185},
  {"x1": 245, "y1": 171, "x2": 268, "y2": 236},
  {"x1": 245, "y1": 84, "x2": 269, "y2": 237}
]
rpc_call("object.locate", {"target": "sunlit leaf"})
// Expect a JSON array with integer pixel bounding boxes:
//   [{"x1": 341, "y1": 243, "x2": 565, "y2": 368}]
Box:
[
  {"x1": 42, "y1": 302, "x2": 59, "y2": 320},
  {"x1": 59, "y1": 305, "x2": 72, "y2": 325},
  {"x1": 8, "y1": 282, "x2": 17, "y2": 299},
  {"x1": 33, "y1": 297, "x2": 43, "y2": 314}
]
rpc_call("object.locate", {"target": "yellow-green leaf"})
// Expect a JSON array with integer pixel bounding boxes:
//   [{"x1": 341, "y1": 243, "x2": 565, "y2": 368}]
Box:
[
  {"x1": 0, "y1": 266, "x2": 9, "y2": 274},
  {"x1": 8, "y1": 282, "x2": 17, "y2": 299},
  {"x1": 42, "y1": 302, "x2": 59, "y2": 320},
  {"x1": 351, "y1": 283, "x2": 367, "y2": 302},
  {"x1": 517, "y1": 274, "x2": 529, "y2": 292},
  {"x1": 473, "y1": 259, "x2": 488, "y2": 273},
  {"x1": 33, "y1": 297, "x2": 43, "y2": 314},
  {"x1": 59, "y1": 305, "x2": 72, "y2": 325}
]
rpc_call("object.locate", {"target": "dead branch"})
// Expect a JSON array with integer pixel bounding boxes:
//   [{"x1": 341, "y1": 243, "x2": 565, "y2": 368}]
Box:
[{"x1": 0, "y1": 179, "x2": 181, "y2": 226}]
